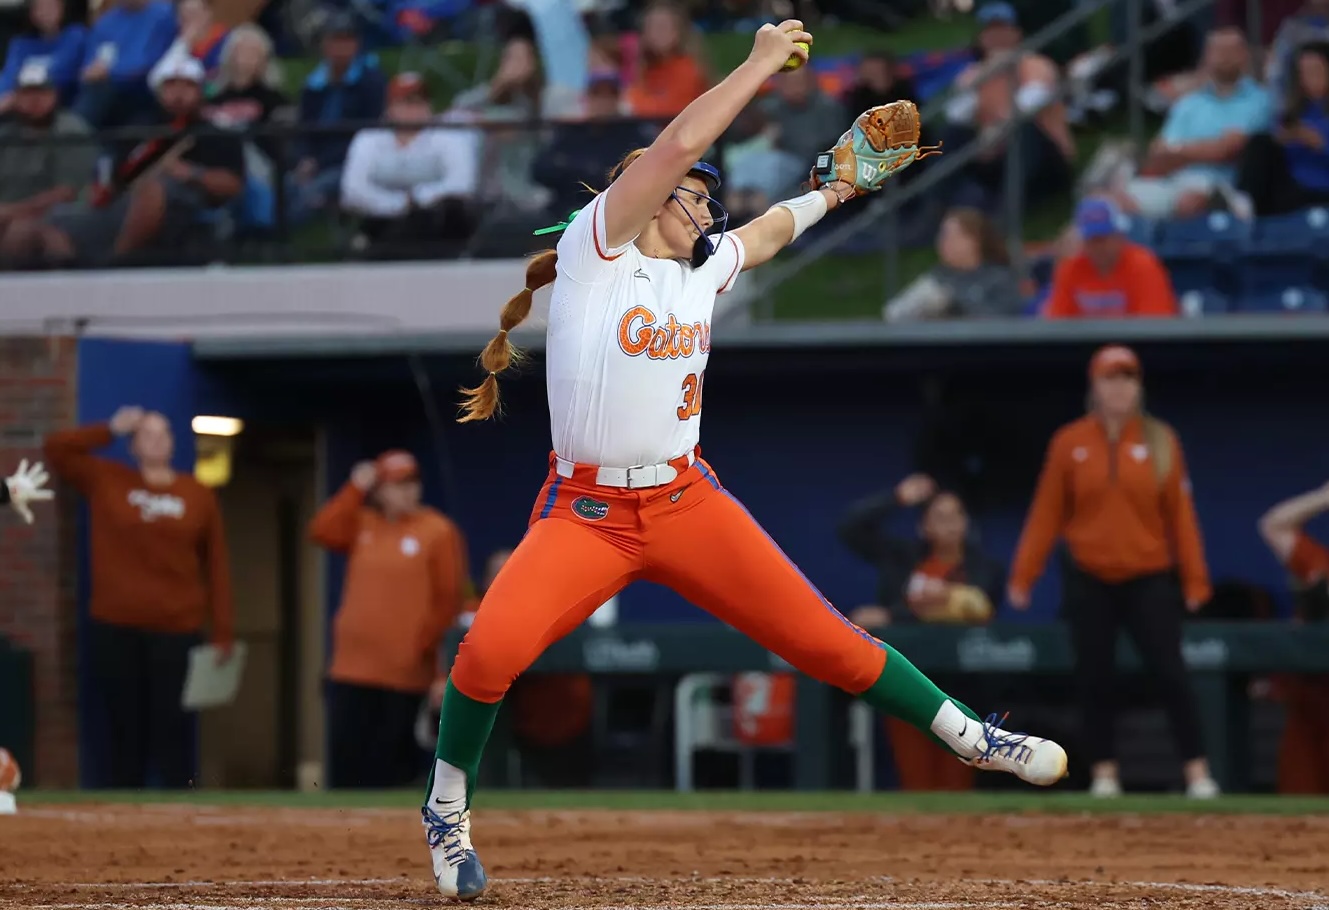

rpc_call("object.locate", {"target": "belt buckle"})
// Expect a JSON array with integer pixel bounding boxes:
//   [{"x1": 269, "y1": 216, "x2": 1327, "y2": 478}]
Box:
[{"x1": 625, "y1": 464, "x2": 657, "y2": 489}]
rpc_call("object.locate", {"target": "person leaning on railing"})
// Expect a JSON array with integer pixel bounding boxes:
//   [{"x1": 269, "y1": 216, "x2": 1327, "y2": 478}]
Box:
[
  {"x1": 1008, "y1": 344, "x2": 1220, "y2": 799},
  {"x1": 340, "y1": 72, "x2": 479, "y2": 257},
  {"x1": 882, "y1": 206, "x2": 1025, "y2": 321},
  {"x1": 939, "y1": 2, "x2": 1075, "y2": 211},
  {"x1": 1257, "y1": 482, "x2": 1329, "y2": 794},
  {"x1": 839, "y1": 473, "x2": 1005, "y2": 792},
  {"x1": 0, "y1": 60, "x2": 97, "y2": 252}
]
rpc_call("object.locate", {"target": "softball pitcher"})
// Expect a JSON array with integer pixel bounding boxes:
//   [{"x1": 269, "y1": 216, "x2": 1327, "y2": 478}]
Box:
[{"x1": 423, "y1": 21, "x2": 1068, "y2": 901}]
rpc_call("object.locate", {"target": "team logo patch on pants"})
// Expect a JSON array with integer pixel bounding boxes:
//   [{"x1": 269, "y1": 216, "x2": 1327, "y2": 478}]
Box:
[{"x1": 571, "y1": 496, "x2": 610, "y2": 522}]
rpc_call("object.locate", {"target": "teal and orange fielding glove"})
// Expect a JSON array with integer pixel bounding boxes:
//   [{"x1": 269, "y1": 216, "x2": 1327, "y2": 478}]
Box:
[{"x1": 809, "y1": 100, "x2": 941, "y2": 198}]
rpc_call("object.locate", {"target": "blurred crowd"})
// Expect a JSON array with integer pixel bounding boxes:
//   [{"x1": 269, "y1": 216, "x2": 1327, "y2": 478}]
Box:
[
  {"x1": 6, "y1": 0, "x2": 1329, "y2": 312},
  {"x1": 0, "y1": 0, "x2": 924, "y2": 267}
]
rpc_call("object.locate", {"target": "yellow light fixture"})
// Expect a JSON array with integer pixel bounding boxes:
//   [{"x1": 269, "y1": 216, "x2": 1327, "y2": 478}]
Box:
[{"x1": 192, "y1": 415, "x2": 244, "y2": 437}]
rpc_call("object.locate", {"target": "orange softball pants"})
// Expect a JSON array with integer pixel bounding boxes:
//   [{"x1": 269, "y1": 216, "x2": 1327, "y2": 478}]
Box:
[{"x1": 450, "y1": 450, "x2": 888, "y2": 704}]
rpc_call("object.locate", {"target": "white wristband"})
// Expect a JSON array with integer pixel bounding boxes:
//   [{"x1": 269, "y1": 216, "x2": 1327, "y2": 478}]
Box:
[{"x1": 772, "y1": 190, "x2": 829, "y2": 242}]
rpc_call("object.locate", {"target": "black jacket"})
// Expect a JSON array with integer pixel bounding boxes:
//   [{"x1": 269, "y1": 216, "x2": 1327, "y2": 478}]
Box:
[{"x1": 836, "y1": 489, "x2": 1005, "y2": 622}]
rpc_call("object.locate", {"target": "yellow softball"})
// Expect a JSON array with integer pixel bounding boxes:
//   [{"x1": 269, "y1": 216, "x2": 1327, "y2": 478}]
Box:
[{"x1": 781, "y1": 41, "x2": 811, "y2": 73}]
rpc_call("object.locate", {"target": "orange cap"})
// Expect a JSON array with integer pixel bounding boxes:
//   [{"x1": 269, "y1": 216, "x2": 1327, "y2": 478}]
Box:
[
  {"x1": 375, "y1": 449, "x2": 420, "y2": 483},
  {"x1": 1089, "y1": 344, "x2": 1141, "y2": 380}
]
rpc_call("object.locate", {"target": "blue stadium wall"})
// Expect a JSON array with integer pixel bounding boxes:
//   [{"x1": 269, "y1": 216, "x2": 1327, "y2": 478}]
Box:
[{"x1": 190, "y1": 335, "x2": 1329, "y2": 628}]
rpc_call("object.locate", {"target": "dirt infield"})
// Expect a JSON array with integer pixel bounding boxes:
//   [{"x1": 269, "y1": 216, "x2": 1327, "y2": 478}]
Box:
[{"x1": 2, "y1": 804, "x2": 1329, "y2": 909}]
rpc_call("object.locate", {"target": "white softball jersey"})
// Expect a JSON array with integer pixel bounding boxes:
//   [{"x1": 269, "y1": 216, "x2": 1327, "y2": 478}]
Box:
[{"x1": 548, "y1": 191, "x2": 745, "y2": 469}]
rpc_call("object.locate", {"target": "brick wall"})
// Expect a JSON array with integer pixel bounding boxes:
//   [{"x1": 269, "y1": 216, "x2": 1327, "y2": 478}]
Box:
[{"x1": 0, "y1": 337, "x2": 79, "y2": 787}]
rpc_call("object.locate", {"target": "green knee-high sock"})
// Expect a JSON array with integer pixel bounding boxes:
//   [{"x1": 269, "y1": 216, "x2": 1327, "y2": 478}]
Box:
[
  {"x1": 425, "y1": 679, "x2": 501, "y2": 807},
  {"x1": 859, "y1": 644, "x2": 981, "y2": 756}
]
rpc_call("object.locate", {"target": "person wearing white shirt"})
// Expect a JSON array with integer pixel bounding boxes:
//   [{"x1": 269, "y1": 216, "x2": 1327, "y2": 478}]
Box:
[{"x1": 339, "y1": 72, "x2": 480, "y2": 255}]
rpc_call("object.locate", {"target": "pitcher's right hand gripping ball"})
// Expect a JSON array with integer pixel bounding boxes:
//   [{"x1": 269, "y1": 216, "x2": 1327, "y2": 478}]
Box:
[{"x1": 809, "y1": 101, "x2": 941, "y2": 198}]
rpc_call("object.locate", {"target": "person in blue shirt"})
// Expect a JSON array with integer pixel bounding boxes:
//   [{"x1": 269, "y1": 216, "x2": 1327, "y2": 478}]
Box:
[
  {"x1": 1120, "y1": 27, "x2": 1270, "y2": 220},
  {"x1": 74, "y1": 0, "x2": 177, "y2": 130},
  {"x1": 284, "y1": 12, "x2": 386, "y2": 227},
  {"x1": 0, "y1": 0, "x2": 87, "y2": 111},
  {"x1": 1235, "y1": 41, "x2": 1329, "y2": 216}
]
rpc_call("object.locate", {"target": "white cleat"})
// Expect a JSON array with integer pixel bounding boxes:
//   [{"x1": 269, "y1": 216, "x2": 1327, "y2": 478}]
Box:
[
  {"x1": 422, "y1": 802, "x2": 488, "y2": 901},
  {"x1": 1186, "y1": 776, "x2": 1221, "y2": 799},
  {"x1": 1089, "y1": 775, "x2": 1123, "y2": 798},
  {"x1": 966, "y1": 713, "x2": 1068, "y2": 786}
]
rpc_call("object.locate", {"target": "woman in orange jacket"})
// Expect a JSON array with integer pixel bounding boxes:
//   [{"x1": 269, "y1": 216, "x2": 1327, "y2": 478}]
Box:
[
  {"x1": 45, "y1": 406, "x2": 233, "y2": 789},
  {"x1": 310, "y1": 450, "x2": 473, "y2": 789},
  {"x1": 1008, "y1": 345, "x2": 1219, "y2": 798}
]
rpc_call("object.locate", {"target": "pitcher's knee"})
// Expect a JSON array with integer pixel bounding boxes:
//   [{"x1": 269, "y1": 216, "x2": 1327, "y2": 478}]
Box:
[
  {"x1": 784, "y1": 633, "x2": 885, "y2": 694},
  {"x1": 450, "y1": 635, "x2": 530, "y2": 703}
]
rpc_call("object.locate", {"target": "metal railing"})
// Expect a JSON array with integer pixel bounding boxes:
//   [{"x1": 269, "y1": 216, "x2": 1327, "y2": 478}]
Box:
[{"x1": 743, "y1": 0, "x2": 1252, "y2": 321}]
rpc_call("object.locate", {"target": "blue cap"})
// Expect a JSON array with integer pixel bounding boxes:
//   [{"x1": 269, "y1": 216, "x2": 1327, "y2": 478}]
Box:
[
  {"x1": 688, "y1": 160, "x2": 721, "y2": 192},
  {"x1": 976, "y1": 1, "x2": 1018, "y2": 25},
  {"x1": 1075, "y1": 197, "x2": 1123, "y2": 239}
]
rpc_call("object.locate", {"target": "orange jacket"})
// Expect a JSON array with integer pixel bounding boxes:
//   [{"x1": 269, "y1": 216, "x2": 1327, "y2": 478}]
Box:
[
  {"x1": 626, "y1": 54, "x2": 709, "y2": 118},
  {"x1": 1010, "y1": 414, "x2": 1210, "y2": 604},
  {"x1": 43, "y1": 424, "x2": 233, "y2": 642},
  {"x1": 311, "y1": 482, "x2": 473, "y2": 693},
  {"x1": 1043, "y1": 243, "x2": 1178, "y2": 319}
]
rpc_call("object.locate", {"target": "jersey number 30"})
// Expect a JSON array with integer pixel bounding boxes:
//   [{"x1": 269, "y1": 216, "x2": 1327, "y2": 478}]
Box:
[{"x1": 678, "y1": 372, "x2": 705, "y2": 420}]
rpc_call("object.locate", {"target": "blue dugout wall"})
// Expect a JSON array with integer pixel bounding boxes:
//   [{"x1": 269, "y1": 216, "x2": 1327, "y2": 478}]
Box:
[
  {"x1": 190, "y1": 335, "x2": 1329, "y2": 628},
  {"x1": 74, "y1": 338, "x2": 200, "y2": 787}
]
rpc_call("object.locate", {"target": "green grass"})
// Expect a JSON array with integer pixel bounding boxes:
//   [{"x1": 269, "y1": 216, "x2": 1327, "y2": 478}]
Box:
[{"x1": 18, "y1": 789, "x2": 1329, "y2": 815}]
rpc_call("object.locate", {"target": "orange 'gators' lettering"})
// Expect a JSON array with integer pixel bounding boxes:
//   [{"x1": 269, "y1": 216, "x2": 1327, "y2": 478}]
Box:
[{"x1": 618, "y1": 307, "x2": 711, "y2": 360}]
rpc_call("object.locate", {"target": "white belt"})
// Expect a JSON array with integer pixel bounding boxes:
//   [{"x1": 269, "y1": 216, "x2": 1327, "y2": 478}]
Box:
[{"x1": 555, "y1": 450, "x2": 695, "y2": 489}]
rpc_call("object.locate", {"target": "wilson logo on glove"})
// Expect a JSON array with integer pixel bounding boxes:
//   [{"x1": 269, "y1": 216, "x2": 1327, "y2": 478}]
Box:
[{"x1": 809, "y1": 100, "x2": 942, "y2": 199}]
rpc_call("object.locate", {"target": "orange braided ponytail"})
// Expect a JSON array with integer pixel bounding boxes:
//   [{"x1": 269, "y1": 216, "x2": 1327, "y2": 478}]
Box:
[{"x1": 456, "y1": 250, "x2": 560, "y2": 422}]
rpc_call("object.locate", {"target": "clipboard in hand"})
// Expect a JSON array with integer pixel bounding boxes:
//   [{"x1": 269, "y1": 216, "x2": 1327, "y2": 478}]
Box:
[{"x1": 181, "y1": 642, "x2": 248, "y2": 711}]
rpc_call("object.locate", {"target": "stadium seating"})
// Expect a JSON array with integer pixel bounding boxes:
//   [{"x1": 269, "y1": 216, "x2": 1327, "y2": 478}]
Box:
[{"x1": 1146, "y1": 208, "x2": 1329, "y2": 314}]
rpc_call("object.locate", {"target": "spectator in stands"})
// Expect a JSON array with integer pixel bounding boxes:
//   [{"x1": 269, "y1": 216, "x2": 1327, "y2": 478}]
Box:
[
  {"x1": 75, "y1": 0, "x2": 177, "y2": 130},
  {"x1": 624, "y1": 0, "x2": 709, "y2": 119},
  {"x1": 162, "y1": 0, "x2": 230, "y2": 80},
  {"x1": 451, "y1": 35, "x2": 577, "y2": 121},
  {"x1": 286, "y1": 13, "x2": 385, "y2": 227},
  {"x1": 310, "y1": 450, "x2": 473, "y2": 789},
  {"x1": 1117, "y1": 28, "x2": 1269, "y2": 220},
  {"x1": 1268, "y1": 0, "x2": 1329, "y2": 110},
  {"x1": 0, "y1": 61, "x2": 96, "y2": 247},
  {"x1": 942, "y1": 2, "x2": 1075, "y2": 212},
  {"x1": 1258, "y1": 482, "x2": 1329, "y2": 795},
  {"x1": 1233, "y1": 41, "x2": 1329, "y2": 216},
  {"x1": 2, "y1": 55, "x2": 243, "y2": 269},
  {"x1": 1218, "y1": 0, "x2": 1305, "y2": 49},
  {"x1": 760, "y1": 62, "x2": 847, "y2": 174},
  {"x1": 204, "y1": 24, "x2": 290, "y2": 164},
  {"x1": 1009, "y1": 344, "x2": 1219, "y2": 799},
  {"x1": 44, "y1": 405, "x2": 233, "y2": 789},
  {"x1": 340, "y1": 72, "x2": 478, "y2": 257},
  {"x1": 1042, "y1": 197, "x2": 1178, "y2": 318},
  {"x1": 844, "y1": 50, "x2": 918, "y2": 114},
  {"x1": 839, "y1": 473, "x2": 1002, "y2": 791},
  {"x1": 203, "y1": 24, "x2": 290, "y2": 235},
  {"x1": 719, "y1": 103, "x2": 807, "y2": 226},
  {"x1": 449, "y1": 35, "x2": 571, "y2": 215},
  {"x1": 0, "y1": 0, "x2": 87, "y2": 112},
  {"x1": 532, "y1": 71, "x2": 653, "y2": 218},
  {"x1": 882, "y1": 207, "x2": 1024, "y2": 321}
]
